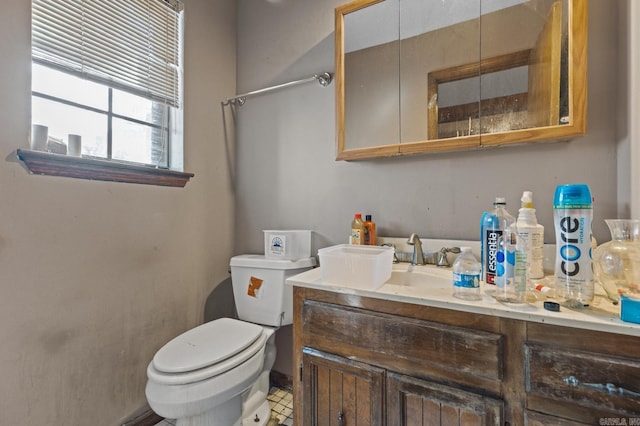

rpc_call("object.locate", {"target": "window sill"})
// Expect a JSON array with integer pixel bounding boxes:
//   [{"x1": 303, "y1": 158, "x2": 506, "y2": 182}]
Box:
[{"x1": 16, "y1": 149, "x2": 194, "y2": 187}]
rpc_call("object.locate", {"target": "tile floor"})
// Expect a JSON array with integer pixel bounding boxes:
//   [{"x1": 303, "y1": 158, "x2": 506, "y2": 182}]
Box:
[
  {"x1": 153, "y1": 385, "x2": 293, "y2": 426},
  {"x1": 266, "y1": 385, "x2": 293, "y2": 426}
]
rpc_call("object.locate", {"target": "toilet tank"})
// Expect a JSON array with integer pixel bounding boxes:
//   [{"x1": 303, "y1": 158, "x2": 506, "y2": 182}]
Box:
[{"x1": 230, "y1": 255, "x2": 316, "y2": 326}]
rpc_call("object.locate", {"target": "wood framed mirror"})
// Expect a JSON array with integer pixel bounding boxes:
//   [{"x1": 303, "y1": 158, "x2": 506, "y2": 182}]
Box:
[{"x1": 335, "y1": 0, "x2": 587, "y2": 161}]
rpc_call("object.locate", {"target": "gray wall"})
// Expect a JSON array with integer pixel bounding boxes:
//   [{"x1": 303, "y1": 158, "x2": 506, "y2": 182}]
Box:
[
  {"x1": 0, "y1": 1, "x2": 236, "y2": 424},
  {"x1": 0, "y1": 0, "x2": 626, "y2": 422},
  {"x1": 236, "y1": 0, "x2": 626, "y2": 376}
]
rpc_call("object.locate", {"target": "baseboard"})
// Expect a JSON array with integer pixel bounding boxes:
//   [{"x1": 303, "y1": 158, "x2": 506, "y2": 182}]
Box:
[
  {"x1": 270, "y1": 370, "x2": 293, "y2": 390},
  {"x1": 121, "y1": 408, "x2": 164, "y2": 426}
]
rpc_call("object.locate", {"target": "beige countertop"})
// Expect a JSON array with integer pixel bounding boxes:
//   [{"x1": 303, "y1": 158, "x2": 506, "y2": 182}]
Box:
[{"x1": 287, "y1": 263, "x2": 640, "y2": 338}]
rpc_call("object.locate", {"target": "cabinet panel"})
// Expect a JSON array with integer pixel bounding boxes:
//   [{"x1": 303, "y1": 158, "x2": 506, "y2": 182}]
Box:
[
  {"x1": 302, "y1": 348, "x2": 385, "y2": 426},
  {"x1": 386, "y1": 371, "x2": 503, "y2": 426},
  {"x1": 525, "y1": 343, "x2": 640, "y2": 421},
  {"x1": 301, "y1": 300, "x2": 503, "y2": 387}
]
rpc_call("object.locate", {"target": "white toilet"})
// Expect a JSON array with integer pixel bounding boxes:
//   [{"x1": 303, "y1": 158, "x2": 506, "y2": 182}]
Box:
[{"x1": 145, "y1": 254, "x2": 315, "y2": 426}]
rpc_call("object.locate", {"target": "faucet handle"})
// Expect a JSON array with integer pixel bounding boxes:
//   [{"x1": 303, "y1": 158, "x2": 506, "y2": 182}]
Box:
[
  {"x1": 437, "y1": 247, "x2": 461, "y2": 267},
  {"x1": 381, "y1": 243, "x2": 399, "y2": 263}
]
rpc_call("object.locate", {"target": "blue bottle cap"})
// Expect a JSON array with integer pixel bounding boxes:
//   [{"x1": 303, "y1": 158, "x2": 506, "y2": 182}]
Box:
[{"x1": 553, "y1": 184, "x2": 592, "y2": 209}]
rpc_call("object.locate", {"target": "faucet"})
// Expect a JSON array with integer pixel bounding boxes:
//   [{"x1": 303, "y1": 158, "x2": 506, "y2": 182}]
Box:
[{"x1": 406, "y1": 233, "x2": 425, "y2": 265}]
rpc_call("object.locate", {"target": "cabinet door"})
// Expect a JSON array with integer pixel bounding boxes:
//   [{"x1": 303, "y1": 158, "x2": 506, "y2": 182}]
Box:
[
  {"x1": 386, "y1": 371, "x2": 504, "y2": 426},
  {"x1": 525, "y1": 410, "x2": 591, "y2": 426},
  {"x1": 301, "y1": 348, "x2": 385, "y2": 426}
]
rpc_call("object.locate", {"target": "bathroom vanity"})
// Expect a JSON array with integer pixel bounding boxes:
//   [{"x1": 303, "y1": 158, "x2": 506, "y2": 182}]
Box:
[{"x1": 289, "y1": 265, "x2": 640, "y2": 425}]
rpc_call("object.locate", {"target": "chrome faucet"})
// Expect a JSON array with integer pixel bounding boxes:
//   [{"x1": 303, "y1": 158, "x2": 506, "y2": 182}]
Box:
[{"x1": 407, "y1": 233, "x2": 425, "y2": 265}]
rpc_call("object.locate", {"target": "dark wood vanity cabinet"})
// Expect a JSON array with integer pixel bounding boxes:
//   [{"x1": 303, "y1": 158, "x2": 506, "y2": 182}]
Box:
[{"x1": 293, "y1": 286, "x2": 640, "y2": 426}]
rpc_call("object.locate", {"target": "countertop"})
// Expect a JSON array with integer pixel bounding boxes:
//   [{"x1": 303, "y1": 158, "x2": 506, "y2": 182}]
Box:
[{"x1": 287, "y1": 264, "x2": 640, "y2": 338}]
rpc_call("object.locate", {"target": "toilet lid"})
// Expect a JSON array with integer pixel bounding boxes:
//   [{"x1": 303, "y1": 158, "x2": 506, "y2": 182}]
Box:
[{"x1": 152, "y1": 318, "x2": 264, "y2": 374}]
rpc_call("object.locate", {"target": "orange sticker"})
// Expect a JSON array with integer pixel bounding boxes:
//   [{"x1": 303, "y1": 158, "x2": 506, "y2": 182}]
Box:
[{"x1": 247, "y1": 276, "x2": 263, "y2": 297}]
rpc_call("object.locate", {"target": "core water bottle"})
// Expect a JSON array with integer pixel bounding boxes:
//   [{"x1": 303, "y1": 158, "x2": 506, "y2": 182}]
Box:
[{"x1": 553, "y1": 184, "x2": 594, "y2": 308}]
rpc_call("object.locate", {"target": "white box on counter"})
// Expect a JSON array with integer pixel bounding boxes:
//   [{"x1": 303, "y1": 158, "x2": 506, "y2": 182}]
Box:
[{"x1": 264, "y1": 230, "x2": 311, "y2": 260}]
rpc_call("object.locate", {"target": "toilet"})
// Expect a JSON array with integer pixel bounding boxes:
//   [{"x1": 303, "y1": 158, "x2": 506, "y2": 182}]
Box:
[{"x1": 145, "y1": 254, "x2": 315, "y2": 426}]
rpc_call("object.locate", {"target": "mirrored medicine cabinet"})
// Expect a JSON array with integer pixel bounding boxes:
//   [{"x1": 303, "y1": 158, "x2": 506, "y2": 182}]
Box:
[{"x1": 335, "y1": 0, "x2": 587, "y2": 160}]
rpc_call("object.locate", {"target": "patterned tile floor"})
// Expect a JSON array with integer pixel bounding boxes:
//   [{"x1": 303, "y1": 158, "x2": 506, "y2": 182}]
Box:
[{"x1": 154, "y1": 385, "x2": 293, "y2": 426}]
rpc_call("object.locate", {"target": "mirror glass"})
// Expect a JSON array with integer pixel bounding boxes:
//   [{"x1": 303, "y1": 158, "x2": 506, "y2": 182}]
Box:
[
  {"x1": 336, "y1": 0, "x2": 586, "y2": 160},
  {"x1": 343, "y1": 0, "x2": 400, "y2": 151},
  {"x1": 400, "y1": 0, "x2": 481, "y2": 143}
]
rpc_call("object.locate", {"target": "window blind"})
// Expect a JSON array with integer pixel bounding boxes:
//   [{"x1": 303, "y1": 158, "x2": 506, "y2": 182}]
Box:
[{"x1": 32, "y1": 0, "x2": 183, "y2": 108}]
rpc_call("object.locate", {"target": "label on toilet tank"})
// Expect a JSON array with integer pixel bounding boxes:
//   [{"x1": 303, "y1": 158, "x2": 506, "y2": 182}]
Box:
[
  {"x1": 247, "y1": 276, "x2": 263, "y2": 298},
  {"x1": 268, "y1": 235, "x2": 286, "y2": 257}
]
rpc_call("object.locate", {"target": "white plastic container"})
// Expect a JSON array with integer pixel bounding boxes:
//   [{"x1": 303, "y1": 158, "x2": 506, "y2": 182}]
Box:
[
  {"x1": 263, "y1": 230, "x2": 311, "y2": 260},
  {"x1": 318, "y1": 244, "x2": 394, "y2": 290},
  {"x1": 230, "y1": 254, "x2": 316, "y2": 326}
]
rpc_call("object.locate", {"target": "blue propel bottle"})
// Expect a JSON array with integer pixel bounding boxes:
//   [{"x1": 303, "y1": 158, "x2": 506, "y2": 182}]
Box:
[
  {"x1": 554, "y1": 184, "x2": 594, "y2": 308},
  {"x1": 481, "y1": 197, "x2": 515, "y2": 294}
]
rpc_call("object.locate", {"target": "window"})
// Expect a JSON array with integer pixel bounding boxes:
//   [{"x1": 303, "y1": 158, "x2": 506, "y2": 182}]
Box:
[{"x1": 23, "y1": 0, "x2": 193, "y2": 187}]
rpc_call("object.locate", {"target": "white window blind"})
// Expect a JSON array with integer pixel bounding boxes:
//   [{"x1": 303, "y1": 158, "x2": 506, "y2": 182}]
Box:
[{"x1": 32, "y1": 0, "x2": 183, "y2": 108}]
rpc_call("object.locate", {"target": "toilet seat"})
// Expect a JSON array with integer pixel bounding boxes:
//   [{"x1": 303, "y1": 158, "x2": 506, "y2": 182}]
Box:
[{"x1": 148, "y1": 318, "x2": 267, "y2": 385}]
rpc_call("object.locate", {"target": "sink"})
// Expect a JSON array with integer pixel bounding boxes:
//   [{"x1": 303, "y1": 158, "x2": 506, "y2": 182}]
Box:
[{"x1": 384, "y1": 264, "x2": 452, "y2": 289}]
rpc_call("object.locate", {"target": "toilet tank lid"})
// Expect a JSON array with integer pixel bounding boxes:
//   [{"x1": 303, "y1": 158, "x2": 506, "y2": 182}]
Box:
[
  {"x1": 230, "y1": 254, "x2": 316, "y2": 270},
  {"x1": 152, "y1": 318, "x2": 263, "y2": 374}
]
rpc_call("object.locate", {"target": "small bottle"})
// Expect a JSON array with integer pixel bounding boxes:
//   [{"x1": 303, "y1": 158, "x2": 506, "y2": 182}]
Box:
[
  {"x1": 494, "y1": 226, "x2": 527, "y2": 303},
  {"x1": 364, "y1": 214, "x2": 377, "y2": 245},
  {"x1": 351, "y1": 213, "x2": 365, "y2": 245},
  {"x1": 554, "y1": 184, "x2": 594, "y2": 308},
  {"x1": 481, "y1": 197, "x2": 515, "y2": 294},
  {"x1": 516, "y1": 191, "x2": 545, "y2": 284},
  {"x1": 453, "y1": 247, "x2": 481, "y2": 300}
]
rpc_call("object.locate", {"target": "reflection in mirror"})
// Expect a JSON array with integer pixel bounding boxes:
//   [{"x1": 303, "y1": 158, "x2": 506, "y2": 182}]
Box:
[
  {"x1": 335, "y1": 0, "x2": 587, "y2": 160},
  {"x1": 341, "y1": 0, "x2": 400, "y2": 153},
  {"x1": 410, "y1": 0, "x2": 568, "y2": 142},
  {"x1": 428, "y1": 49, "x2": 532, "y2": 140},
  {"x1": 400, "y1": 0, "x2": 481, "y2": 145},
  {"x1": 437, "y1": 66, "x2": 529, "y2": 138},
  {"x1": 476, "y1": 0, "x2": 567, "y2": 137}
]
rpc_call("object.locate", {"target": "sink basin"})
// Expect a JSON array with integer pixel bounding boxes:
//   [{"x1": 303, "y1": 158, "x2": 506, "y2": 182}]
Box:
[{"x1": 384, "y1": 264, "x2": 452, "y2": 289}]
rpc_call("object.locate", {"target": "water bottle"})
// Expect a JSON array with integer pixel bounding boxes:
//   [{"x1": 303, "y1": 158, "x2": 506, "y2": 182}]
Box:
[
  {"x1": 453, "y1": 247, "x2": 481, "y2": 300},
  {"x1": 494, "y1": 225, "x2": 527, "y2": 303},
  {"x1": 481, "y1": 197, "x2": 515, "y2": 294},
  {"x1": 554, "y1": 184, "x2": 594, "y2": 308}
]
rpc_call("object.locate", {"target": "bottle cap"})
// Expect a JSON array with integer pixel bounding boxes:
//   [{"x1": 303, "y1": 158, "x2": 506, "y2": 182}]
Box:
[
  {"x1": 354, "y1": 213, "x2": 362, "y2": 219},
  {"x1": 521, "y1": 191, "x2": 534, "y2": 208},
  {"x1": 554, "y1": 184, "x2": 592, "y2": 209},
  {"x1": 494, "y1": 197, "x2": 506, "y2": 205},
  {"x1": 365, "y1": 214, "x2": 372, "y2": 221},
  {"x1": 544, "y1": 301, "x2": 560, "y2": 312}
]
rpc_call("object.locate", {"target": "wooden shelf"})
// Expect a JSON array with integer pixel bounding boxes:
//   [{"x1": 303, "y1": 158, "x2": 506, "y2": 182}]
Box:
[{"x1": 16, "y1": 149, "x2": 194, "y2": 187}]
